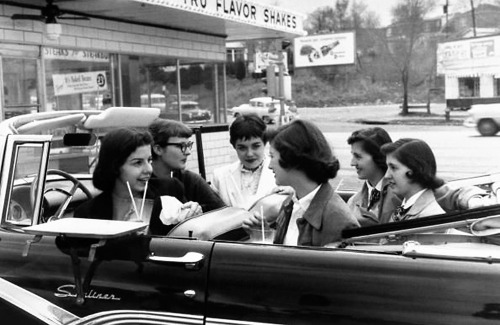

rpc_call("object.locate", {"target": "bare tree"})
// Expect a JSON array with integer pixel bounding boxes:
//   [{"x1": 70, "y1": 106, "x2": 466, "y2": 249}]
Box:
[
  {"x1": 304, "y1": 6, "x2": 337, "y2": 34},
  {"x1": 384, "y1": 0, "x2": 434, "y2": 115}
]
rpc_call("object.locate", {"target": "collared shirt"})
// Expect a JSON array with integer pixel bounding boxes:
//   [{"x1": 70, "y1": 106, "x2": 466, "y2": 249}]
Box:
[
  {"x1": 283, "y1": 185, "x2": 321, "y2": 246},
  {"x1": 240, "y1": 162, "x2": 264, "y2": 196},
  {"x1": 366, "y1": 179, "x2": 383, "y2": 200},
  {"x1": 366, "y1": 179, "x2": 383, "y2": 212},
  {"x1": 401, "y1": 189, "x2": 426, "y2": 210}
]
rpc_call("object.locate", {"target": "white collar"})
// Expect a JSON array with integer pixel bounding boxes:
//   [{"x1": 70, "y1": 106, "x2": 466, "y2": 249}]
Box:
[
  {"x1": 292, "y1": 184, "x2": 321, "y2": 212},
  {"x1": 366, "y1": 179, "x2": 383, "y2": 196},
  {"x1": 401, "y1": 189, "x2": 426, "y2": 209}
]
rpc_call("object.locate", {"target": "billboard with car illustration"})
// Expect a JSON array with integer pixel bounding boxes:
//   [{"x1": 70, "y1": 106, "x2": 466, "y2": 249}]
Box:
[{"x1": 293, "y1": 32, "x2": 355, "y2": 68}]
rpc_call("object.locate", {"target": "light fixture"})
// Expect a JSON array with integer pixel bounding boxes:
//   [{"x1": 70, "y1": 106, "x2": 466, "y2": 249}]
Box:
[{"x1": 45, "y1": 22, "x2": 62, "y2": 40}]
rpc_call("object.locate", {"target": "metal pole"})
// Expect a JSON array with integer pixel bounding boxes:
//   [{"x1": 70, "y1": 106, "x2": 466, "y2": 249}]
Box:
[
  {"x1": 176, "y1": 59, "x2": 182, "y2": 121},
  {"x1": 278, "y1": 51, "x2": 285, "y2": 126}
]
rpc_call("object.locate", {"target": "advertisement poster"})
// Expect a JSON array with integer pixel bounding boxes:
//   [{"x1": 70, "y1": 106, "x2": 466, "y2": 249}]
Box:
[
  {"x1": 293, "y1": 32, "x2": 355, "y2": 68},
  {"x1": 437, "y1": 35, "x2": 499, "y2": 74},
  {"x1": 254, "y1": 51, "x2": 288, "y2": 73},
  {"x1": 52, "y1": 71, "x2": 107, "y2": 96}
]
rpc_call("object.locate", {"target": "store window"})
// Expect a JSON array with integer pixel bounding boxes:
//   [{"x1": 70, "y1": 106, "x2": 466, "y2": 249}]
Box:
[
  {"x1": 2, "y1": 58, "x2": 39, "y2": 119},
  {"x1": 137, "y1": 56, "x2": 217, "y2": 124},
  {"x1": 495, "y1": 78, "x2": 500, "y2": 97},
  {"x1": 43, "y1": 47, "x2": 113, "y2": 111},
  {"x1": 458, "y1": 77, "x2": 480, "y2": 97}
]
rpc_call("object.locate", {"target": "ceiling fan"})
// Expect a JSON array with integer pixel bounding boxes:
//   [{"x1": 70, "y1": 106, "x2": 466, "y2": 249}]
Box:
[{"x1": 11, "y1": 0, "x2": 89, "y2": 24}]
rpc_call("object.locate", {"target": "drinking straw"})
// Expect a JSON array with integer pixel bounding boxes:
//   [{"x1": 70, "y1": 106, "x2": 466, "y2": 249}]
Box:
[
  {"x1": 126, "y1": 181, "x2": 140, "y2": 219},
  {"x1": 139, "y1": 180, "x2": 148, "y2": 220},
  {"x1": 260, "y1": 205, "x2": 265, "y2": 242}
]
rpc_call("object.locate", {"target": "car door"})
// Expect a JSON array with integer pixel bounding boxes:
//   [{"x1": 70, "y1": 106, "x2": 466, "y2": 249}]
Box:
[
  {"x1": 205, "y1": 241, "x2": 500, "y2": 325},
  {"x1": 0, "y1": 232, "x2": 214, "y2": 321}
]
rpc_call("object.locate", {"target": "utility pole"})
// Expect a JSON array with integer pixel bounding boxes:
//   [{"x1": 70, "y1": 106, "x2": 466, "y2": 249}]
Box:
[
  {"x1": 470, "y1": 0, "x2": 477, "y2": 37},
  {"x1": 443, "y1": 0, "x2": 449, "y2": 38}
]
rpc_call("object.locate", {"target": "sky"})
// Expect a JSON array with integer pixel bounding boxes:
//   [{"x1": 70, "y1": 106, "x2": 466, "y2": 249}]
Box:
[
  {"x1": 255, "y1": 0, "x2": 488, "y2": 27},
  {"x1": 256, "y1": 0, "x2": 401, "y2": 26}
]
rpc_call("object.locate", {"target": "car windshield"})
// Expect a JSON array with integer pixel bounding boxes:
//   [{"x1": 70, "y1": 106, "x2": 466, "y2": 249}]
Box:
[{"x1": 182, "y1": 104, "x2": 198, "y2": 110}]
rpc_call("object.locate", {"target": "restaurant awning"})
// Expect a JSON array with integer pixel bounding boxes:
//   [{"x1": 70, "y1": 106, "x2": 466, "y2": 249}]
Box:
[{"x1": 5, "y1": 0, "x2": 305, "y2": 41}]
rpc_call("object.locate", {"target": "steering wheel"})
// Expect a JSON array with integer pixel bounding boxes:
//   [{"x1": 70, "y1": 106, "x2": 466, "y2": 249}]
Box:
[{"x1": 30, "y1": 169, "x2": 93, "y2": 223}]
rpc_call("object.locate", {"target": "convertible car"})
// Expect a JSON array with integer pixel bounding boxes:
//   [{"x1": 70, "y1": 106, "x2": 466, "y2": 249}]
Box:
[{"x1": 1, "y1": 107, "x2": 500, "y2": 325}]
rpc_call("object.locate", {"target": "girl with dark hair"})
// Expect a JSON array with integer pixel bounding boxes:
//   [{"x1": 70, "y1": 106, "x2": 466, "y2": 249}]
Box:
[
  {"x1": 381, "y1": 138, "x2": 445, "y2": 222},
  {"x1": 74, "y1": 127, "x2": 187, "y2": 235},
  {"x1": 212, "y1": 114, "x2": 278, "y2": 209},
  {"x1": 243, "y1": 119, "x2": 359, "y2": 246},
  {"x1": 347, "y1": 127, "x2": 396, "y2": 226}
]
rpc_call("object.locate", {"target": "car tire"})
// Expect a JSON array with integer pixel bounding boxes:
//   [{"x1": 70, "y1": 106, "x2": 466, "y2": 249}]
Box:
[
  {"x1": 234, "y1": 113, "x2": 241, "y2": 118},
  {"x1": 478, "y1": 119, "x2": 499, "y2": 136}
]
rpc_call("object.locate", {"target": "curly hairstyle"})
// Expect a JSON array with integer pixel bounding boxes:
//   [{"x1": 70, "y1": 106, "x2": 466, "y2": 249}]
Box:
[
  {"x1": 229, "y1": 114, "x2": 267, "y2": 147},
  {"x1": 380, "y1": 138, "x2": 443, "y2": 189},
  {"x1": 347, "y1": 127, "x2": 392, "y2": 172},
  {"x1": 269, "y1": 119, "x2": 339, "y2": 184},
  {"x1": 148, "y1": 118, "x2": 193, "y2": 159},
  {"x1": 93, "y1": 128, "x2": 153, "y2": 192}
]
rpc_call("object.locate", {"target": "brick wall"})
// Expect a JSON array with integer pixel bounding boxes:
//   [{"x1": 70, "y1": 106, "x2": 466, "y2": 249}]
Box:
[
  {"x1": 0, "y1": 4, "x2": 233, "y2": 179},
  {"x1": 0, "y1": 4, "x2": 226, "y2": 61},
  {"x1": 186, "y1": 128, "x2": 237, "y2": 184}
]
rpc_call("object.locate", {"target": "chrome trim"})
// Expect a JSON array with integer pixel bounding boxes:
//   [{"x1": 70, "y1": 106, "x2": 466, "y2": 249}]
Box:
[
  {"x1": 0, "y1": 277, "x2": 78, "y2": 325},
  {"x1": 67, "y1": 310, "x2": 203, "y2": 325},
  {"x1": 207, "y1": 318, "x2": 283, "y2": 325},
  {"x1": 147, "y1": 251, "x2": 204, "y2": 270}
]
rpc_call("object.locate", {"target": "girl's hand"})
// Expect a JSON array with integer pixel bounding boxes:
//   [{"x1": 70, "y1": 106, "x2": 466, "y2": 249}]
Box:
[
  {"x1": 180, "y1": 201, "x2": 203, "y2": 220},
  {"x1": 242, "y1": 210, "x2": 266, "y2": 232}
]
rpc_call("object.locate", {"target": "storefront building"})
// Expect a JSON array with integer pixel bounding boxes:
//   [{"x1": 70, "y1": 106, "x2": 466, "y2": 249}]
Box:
[
  {"x1": 437, "y1": 33, "x2": 500, "y2": 109},
  {"x1": 0, "y1": 0, "x2": 304, "y2": 179},
  {"x1": 0, "y1": 0, "x2": 304, "y2": 121}
]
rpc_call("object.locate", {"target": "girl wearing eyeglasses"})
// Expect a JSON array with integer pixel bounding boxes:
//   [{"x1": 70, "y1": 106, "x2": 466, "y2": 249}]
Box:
[{"x1": 149, "y1": 119, "x2": 225, "y2": 220}]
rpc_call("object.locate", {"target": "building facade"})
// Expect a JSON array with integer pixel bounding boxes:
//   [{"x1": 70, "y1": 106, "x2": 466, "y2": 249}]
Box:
[
  {"x1": 437, "y1": 33, "x2": 500, "y2": 109},
  {"x1": 0, "y1": 0, "x2": 304, "y2": 179}
]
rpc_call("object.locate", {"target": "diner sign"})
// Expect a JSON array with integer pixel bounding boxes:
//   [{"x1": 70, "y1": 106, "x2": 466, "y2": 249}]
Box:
[
  {"x1": 133, "y1": 0, "x2": 304, "y2": 35},
  {"x1": 52, "y1": 71, "x2": 107, "y2": 96}
]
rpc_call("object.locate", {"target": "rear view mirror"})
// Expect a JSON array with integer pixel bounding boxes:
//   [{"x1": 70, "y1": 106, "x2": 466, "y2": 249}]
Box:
[{"x1": 63, "y1": 133, "x2": 97, "y2": 146}]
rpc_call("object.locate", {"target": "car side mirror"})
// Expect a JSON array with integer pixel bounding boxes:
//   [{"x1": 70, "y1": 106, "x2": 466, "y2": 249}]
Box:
[{"x1": 63, "y1": 133, "x2": 97, "y2": 146}]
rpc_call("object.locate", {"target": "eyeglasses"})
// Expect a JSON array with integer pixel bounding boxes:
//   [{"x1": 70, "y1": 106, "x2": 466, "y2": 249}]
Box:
[{"x1": 165, "y1": 141, "x2": 194, "y2": 153}]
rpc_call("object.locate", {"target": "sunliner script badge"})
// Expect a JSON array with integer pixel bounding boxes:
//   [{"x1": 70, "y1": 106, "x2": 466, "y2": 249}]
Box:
[{"x1": 55, "y1": 284, "x2": 121, "y2": 301}]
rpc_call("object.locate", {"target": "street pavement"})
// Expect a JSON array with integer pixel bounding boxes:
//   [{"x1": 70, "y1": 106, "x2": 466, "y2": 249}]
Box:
[
  {"x1": 296, "y1": 103, "x2": 477, "y2": 192},
  {"x1": 297, "y1": 103, "x2": 469, "y2": 132}
]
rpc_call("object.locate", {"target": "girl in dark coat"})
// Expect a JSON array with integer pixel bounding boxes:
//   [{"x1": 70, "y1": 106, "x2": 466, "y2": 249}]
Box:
[{"x1": 74, "y1": 127, "x2": 189, "y2": 235}]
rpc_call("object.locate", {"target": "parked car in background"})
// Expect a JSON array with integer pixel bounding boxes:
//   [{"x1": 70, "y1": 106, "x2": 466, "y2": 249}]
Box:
[
  {"x1": 464, "y1": 103, "x2": 500, "y2": 136},
  {"x1": 229, "y1": 97, "x2": 298, "y2": 124},
  {"x1": 140, "y1": 93, "x2": 166, "y2": 110},
  {"x1": 160, "y1": 101, "x2": 212, "y2": 123},
  {"x1": 141, "y1": 94, "x2": 212, "y2": 123}
]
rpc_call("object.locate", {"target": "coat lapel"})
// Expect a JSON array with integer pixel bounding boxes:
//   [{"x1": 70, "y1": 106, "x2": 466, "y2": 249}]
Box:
[{"x1": 302, "y1": 183, "x2": 332, "y2": 230}]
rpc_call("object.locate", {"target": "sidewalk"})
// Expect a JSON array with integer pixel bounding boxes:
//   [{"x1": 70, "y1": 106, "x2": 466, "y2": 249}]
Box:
[{"x1": 348, "y1": 103, "x2": 468, "y2": 126}]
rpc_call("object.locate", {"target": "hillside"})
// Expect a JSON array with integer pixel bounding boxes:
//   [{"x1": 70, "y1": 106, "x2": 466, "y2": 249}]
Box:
[{"x1": 226, "y1": 71, "x2": 444, "y2": 108}]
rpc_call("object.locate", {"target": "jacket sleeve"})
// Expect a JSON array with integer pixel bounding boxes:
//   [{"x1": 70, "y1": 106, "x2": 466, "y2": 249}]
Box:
[
  {"x1": 180, "y1": 171, "x2": 226, "y2": 212},
  {"x1": 435, "y1": 183, "x2": 487, "y2": 212}
]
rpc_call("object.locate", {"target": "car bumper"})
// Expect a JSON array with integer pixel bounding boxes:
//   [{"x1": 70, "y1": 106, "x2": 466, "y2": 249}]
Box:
[{"x1": 463, "y1": 117, "x2": 476, "y2": 128}]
